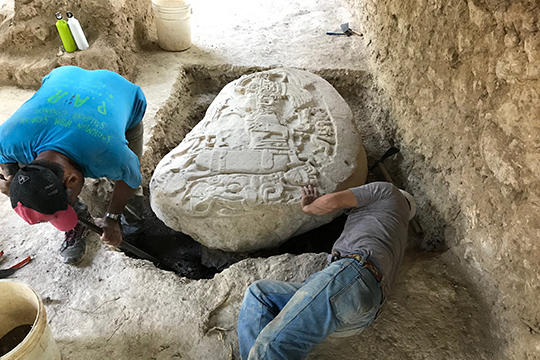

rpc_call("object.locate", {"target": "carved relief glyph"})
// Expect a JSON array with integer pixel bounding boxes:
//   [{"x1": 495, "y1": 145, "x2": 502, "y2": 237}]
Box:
[
  {"x1": 151, "y1": 68, "x2": 366, "y2": 252},
  {"x1": 161, "y1": 69, "x2": 339, "y2": 217}
]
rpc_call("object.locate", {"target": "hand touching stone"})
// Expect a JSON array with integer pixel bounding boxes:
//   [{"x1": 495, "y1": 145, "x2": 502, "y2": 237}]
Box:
[{"x1": 301, "y1": 185, "x2": 319, "y2": 211}]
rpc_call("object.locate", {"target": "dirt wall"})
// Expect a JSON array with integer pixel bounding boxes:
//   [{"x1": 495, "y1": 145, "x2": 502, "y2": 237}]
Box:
[
  {"x1": 0, "y1": 0, "x2": 154, "y2": 87},
  {"x1": 348, "y1": 0, "x2": 540, "y2": 358}
]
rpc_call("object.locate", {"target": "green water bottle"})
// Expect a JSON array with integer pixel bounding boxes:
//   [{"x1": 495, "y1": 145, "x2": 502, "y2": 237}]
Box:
[{"x1": 55, "y1": 12, "x2": 77, "y2": 52}]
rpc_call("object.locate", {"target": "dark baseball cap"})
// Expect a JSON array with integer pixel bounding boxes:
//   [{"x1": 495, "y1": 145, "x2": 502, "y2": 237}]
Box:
[{"x1": 9, "y1": 164, "x2": 78, "y2": 231}]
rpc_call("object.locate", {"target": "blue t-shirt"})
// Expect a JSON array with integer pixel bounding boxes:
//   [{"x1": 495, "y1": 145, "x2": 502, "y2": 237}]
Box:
[{"x1": 0, "y1": 66, "x2": 146, "y2": 188}]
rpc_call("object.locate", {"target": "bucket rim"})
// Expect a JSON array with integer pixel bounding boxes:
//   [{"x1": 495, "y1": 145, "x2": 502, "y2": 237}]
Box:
[
  {"x1": 151, "y1": 4, "x2": 191, "y2": 13},
  {"x1": 0, "y1": 280, "x2": 47, "y2": 359},
  {"x1": 151, "y1": 1, "x2": 191, "y2": 8}
]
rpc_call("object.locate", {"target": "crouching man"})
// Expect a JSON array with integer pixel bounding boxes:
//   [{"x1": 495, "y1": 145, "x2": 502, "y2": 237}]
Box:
[
  {"x1": 0, "y1": 65, "x2": 147, "y2": 264},
  {"x1": 237, "y1": 181, "x2": 416, "y2": 359}
]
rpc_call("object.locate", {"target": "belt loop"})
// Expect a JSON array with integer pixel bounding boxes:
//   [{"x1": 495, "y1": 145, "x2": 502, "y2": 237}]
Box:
[
  {"x1": 379, "y1": 282, "x2": 387, "y2": 305},
  {"x1": 357, "y1": 253, "x2": 366, "y2": 266}
]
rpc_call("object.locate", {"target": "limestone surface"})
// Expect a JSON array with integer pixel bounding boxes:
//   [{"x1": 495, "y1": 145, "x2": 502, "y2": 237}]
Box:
[{"x1": 151, "y1": 68, "x2": 367, "y2": 252}]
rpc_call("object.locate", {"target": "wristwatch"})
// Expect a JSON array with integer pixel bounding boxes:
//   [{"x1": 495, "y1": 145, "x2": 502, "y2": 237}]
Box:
[{"x1": 105, "y1": 212, "x2": 122, "y2": 222}]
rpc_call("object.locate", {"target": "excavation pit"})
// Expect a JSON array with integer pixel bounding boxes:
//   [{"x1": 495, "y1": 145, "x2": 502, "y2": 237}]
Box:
[
  {"x1": 116, "y1": 65, "x2": 425, "y2": 279},
  {"x1": 0, "y1": 63, "x2": 503, "y2": 360},
  {"x1": 1, "y1": 0, "x2": 536, "y2": 356}
]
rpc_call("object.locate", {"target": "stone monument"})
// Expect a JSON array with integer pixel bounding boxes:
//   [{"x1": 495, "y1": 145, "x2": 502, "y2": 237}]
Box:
[{"x1": 150, "y1": 68, "x2": 367, "y2": 252}]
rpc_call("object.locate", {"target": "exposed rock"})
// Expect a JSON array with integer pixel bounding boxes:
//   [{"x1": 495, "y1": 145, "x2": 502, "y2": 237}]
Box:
[{"x1": 150, "y1": 68, "x2": 367, "y2": 252}]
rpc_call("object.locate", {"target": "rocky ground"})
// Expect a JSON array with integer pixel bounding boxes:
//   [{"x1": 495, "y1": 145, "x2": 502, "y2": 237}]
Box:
[{"x1": 0, "y1": 0, "x2": 511, "y2": 358}]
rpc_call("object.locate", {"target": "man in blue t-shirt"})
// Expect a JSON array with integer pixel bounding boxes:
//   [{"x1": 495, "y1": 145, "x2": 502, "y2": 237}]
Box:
[{"x1": 0, "y1": 66, "x2": 147, "y2": 264}]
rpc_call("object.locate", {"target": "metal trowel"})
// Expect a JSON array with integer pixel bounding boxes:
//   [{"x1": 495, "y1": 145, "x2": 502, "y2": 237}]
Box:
[
  {"x1": 77, "y1": 217, "x2": 168, "y2": 269},
  {"x1": 341, "y1": 23, "x2": 363, "y2": 36}
]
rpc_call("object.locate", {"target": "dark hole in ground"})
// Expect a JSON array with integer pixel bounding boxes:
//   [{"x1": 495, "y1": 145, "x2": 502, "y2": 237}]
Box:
[
  {"x1": 0, "y1": 324, "x2": 32, "y2": 356},
  {"x1": 278, "y1": 214, "x2": 347, "y2": 255},
  {"x1": 123, "y1": 199, "x2": 348, "y2": 280},
  {"x1": 123, "y1": 198, "x2": 218, "y2": 279}
]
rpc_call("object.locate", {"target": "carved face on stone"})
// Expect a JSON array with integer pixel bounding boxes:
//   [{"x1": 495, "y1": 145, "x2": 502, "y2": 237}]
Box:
[
  {"x1": 150, "y1": 68, "x2": 366, "y2": 252},
  {"x1": 156, "y1": 69, "x2": 343, "y2": 217}
]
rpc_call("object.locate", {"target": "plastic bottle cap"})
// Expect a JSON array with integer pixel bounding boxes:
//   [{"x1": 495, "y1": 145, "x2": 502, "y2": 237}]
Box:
[
  {"x1": 66, "y1": 11, "x2": 73, "y2": 18},
  {"x1": 55, "y1": 12, "x2": 62, "y2": 20}
]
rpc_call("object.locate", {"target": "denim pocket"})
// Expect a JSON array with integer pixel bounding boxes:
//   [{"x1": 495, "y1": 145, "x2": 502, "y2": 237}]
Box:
[{"x1": 330, "y1": 274, "x2": 377, "y2": 325}]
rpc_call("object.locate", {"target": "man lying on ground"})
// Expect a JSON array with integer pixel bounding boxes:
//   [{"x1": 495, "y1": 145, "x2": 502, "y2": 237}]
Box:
[{"x1": 237, "y1": 181, "x2": 416, "y2": 359}]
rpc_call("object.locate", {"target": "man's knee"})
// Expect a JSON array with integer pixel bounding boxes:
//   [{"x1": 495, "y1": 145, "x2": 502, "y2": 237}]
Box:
[
  {"x1": 245, "y1": 279, "x2": 281, "y2": 300},
  {"x1": 72, "y1": 199, "x2": 91, "y2": 220},
  {"x1": 244, "y1": 280, "x2": 266, "y2": 301}
]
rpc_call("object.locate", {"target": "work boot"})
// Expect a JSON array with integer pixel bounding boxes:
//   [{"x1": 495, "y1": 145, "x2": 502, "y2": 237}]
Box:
[
  {"x1": 59, "y1": 223, "x2": 89, "y2": 264},
  {"x1": 59, "y1": 199, "x2": 92, "y2": 264}
]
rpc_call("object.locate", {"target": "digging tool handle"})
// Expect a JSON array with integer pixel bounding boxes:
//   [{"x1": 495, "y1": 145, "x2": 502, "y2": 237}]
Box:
[
  {"x1": 0, "y1": 256, "x2": 31, "y2": 279},
  {"x1": 340, "y1": 23, "x2": 363, "y2": 36},
  {"x1": 369, "y1": 146, "x2": 400, "y2": 171},
  {"x1": 0, "y1": 268, "x2": 18, "y2": 279},
  {"x1": 119, "y1": 241, "x2": 162, "y2": 267},
  {"x1": 8, "y1": 256, "x2": 32, "y2": 269},
  {"x1": 78, "y1": 217, "x2": 104, "y2": 236},
  {"x1": 377, "y1": 162, "x2": 394, "y2": 184},
  {"x1": 77, "y1": 217, "x2": 163, "y2": 266},
  {"x1": 377, "y1": 162, "x2": 423, "y2": 234}
]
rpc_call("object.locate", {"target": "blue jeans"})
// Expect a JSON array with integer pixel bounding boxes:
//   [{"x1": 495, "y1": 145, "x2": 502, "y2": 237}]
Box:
[{"x1": 237, "y1": 258, "x2": 383, "y2": 360}]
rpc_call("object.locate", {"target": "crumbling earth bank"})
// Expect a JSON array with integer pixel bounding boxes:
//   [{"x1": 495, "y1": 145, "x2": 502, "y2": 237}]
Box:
[
  {"x1": 349, "y1": 0, "x2": 540, "y2": 358},
  {"x1": 0, "y1": 0, "x2": 153, "y2": 86}
]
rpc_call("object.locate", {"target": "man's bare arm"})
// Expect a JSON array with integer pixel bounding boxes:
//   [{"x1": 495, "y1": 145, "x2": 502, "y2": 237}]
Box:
[
  {"x1": 0, "y1": 163, "x2": 19, "y2": 196},
  {"x1": 95, "y1": 180, "x2": 135, "y2": 247},
  {"x1": 301, "y1": 185, "x2": 357, "y2": 215}
]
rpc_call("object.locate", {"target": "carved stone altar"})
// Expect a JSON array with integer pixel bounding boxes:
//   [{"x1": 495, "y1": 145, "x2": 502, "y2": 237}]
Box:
[{"x1": 150, "y1": 68, "x2": 367, "y2": 252}]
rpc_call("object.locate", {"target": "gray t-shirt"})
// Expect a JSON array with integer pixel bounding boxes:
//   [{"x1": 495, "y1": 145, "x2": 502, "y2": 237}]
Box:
[{"x1": 331, "y1": 182, "x2": 410, "y2": 295}]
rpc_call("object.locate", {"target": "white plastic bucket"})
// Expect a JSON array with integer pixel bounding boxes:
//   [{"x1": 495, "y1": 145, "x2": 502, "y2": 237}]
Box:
[
  {"x1": 152, "y1": 0, "x2": 192, "y2": 51},
  {"x1": 0, "y1": 281, "x2": 60, "y2": 360}
]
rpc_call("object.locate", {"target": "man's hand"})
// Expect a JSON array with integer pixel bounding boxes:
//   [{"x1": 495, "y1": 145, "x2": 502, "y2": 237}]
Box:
[
  {"x1": 300, "y1": 186, "x2": 358, "y2": 215},
  {"x1": 0, "y1": 163, "x2": 19, "y2": 197},
  {"x1": 95, "y1": 217, "x2": 123, "y2": 247},
  {"x1": 0, "y1": 174, "x2": 13, "y2": 196},
  {"x1": 301, "y1": 185, "x2": 320, "y2": 212}
]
